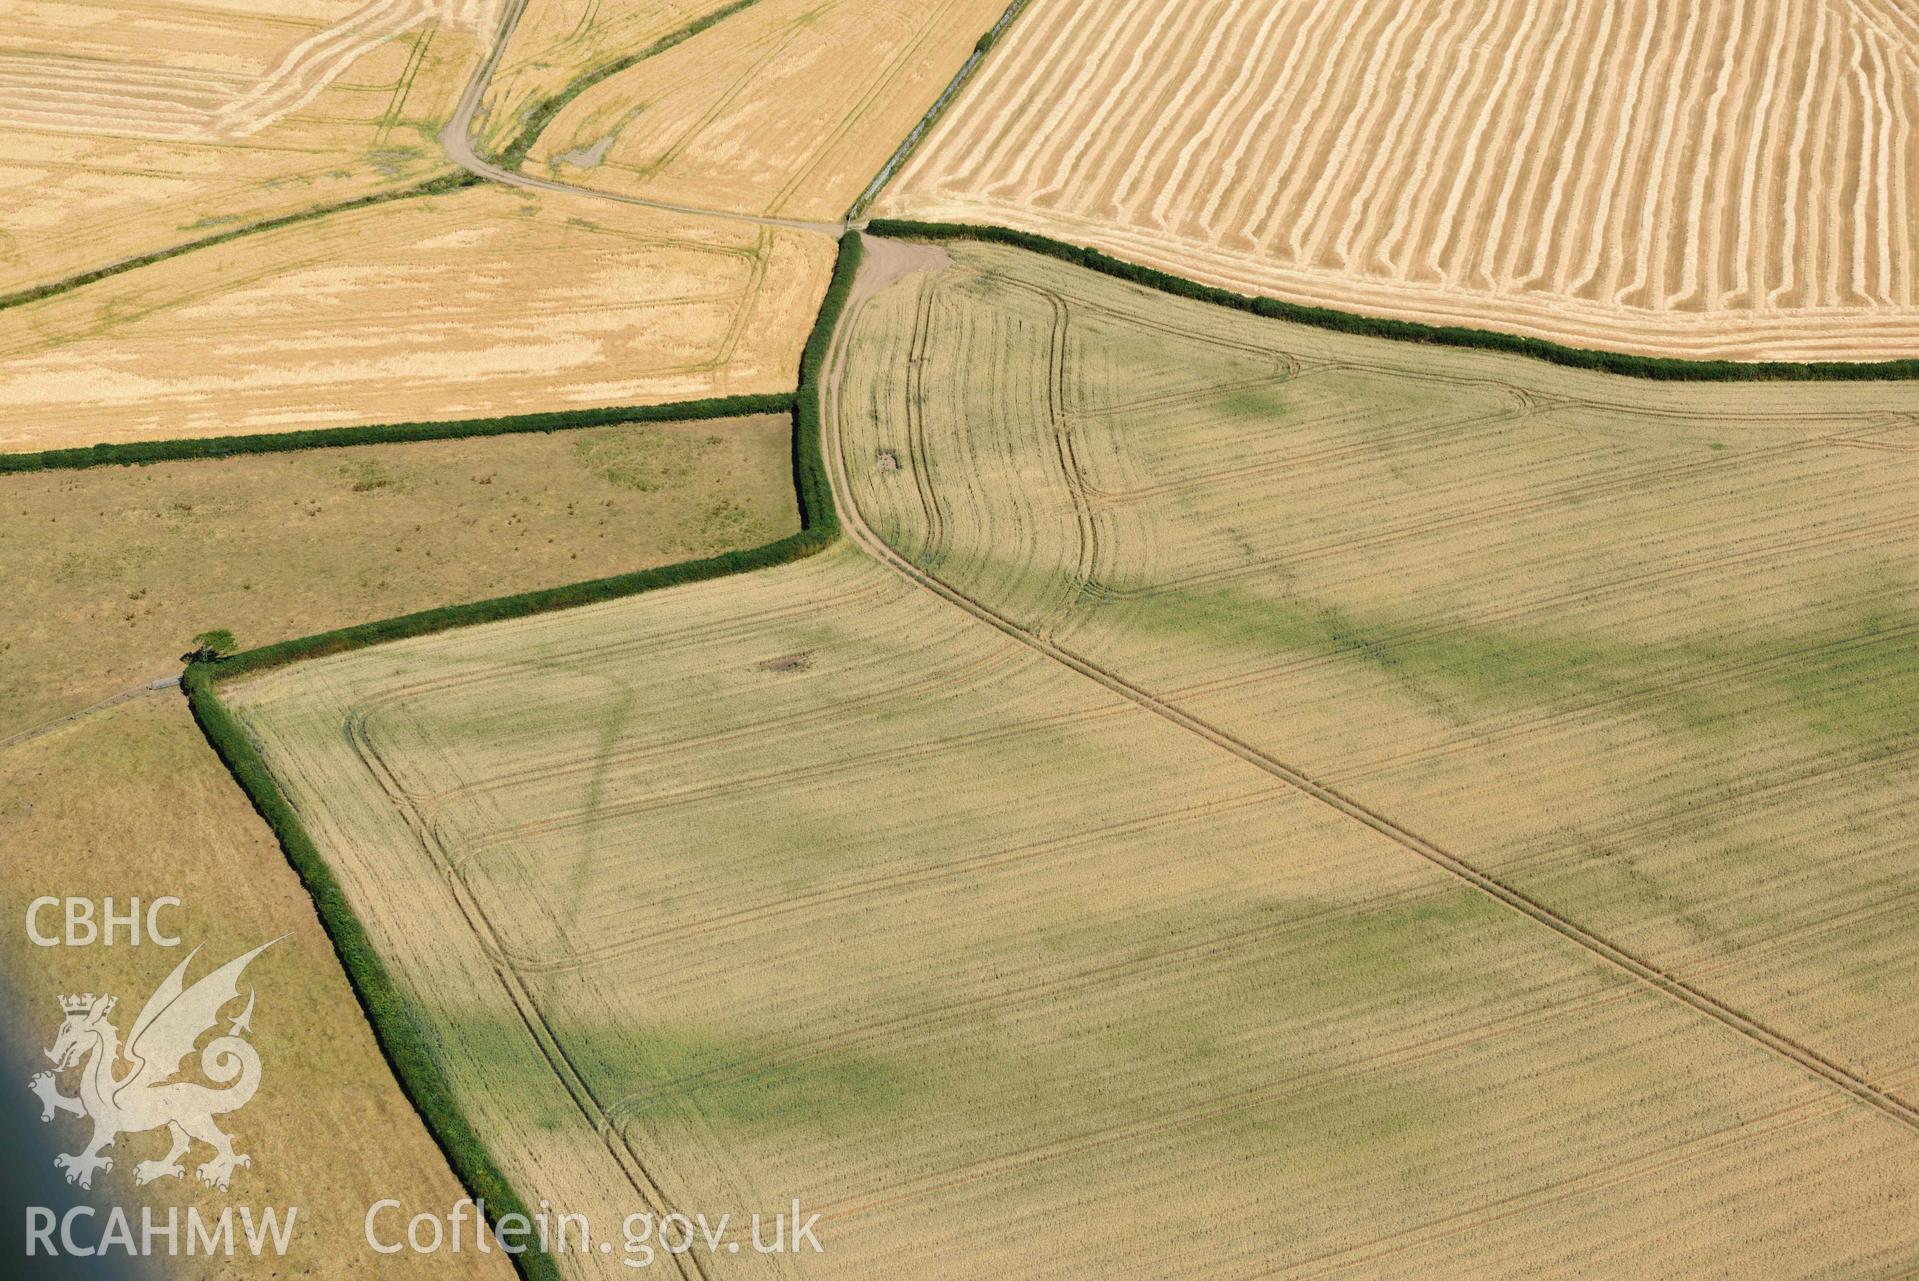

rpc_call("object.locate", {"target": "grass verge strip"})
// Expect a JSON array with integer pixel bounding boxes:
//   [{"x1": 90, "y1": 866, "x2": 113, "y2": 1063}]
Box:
[
  {"x1": 180, "y1": 231, "x2": 861, "y2": 1281},
  {"x1": 846, "y1": 0, "x2": 1035, "y2": 220},
  {"x1": 864, "y1": 218, "x2": 1919, "y2": 380},
  {"x1": 0, "y1": 172, "x2": 480, "y2": 317},
  {"x1": 494, "y1": 0, "x2": 764, "y2": 170},
  {"x1": 0, "y1": 393, "x2": 796, "y2": 475}
]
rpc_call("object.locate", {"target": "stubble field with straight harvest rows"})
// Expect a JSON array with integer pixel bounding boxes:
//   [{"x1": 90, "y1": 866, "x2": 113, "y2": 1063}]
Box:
[
  {"x1": 520, "y1": 0, "x2": 1013, "y2": 221},
  {"x1": 215, "y1": 239, "x2": 1919, "y2": 1279},
  {"x1": 0, "y1": 0, "x2": 493, "y2": 295},
  {"x1": 878, "y1": 0, "x2": 1919, "y2": 360},
  {"x1": 0, "y1": 184, "x2": 834, "y2": 450}
]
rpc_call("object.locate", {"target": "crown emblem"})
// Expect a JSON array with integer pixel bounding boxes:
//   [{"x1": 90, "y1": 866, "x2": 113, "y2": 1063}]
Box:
[{"x1": 60, "y1": 993, "x2": 100, "y2": 1014}]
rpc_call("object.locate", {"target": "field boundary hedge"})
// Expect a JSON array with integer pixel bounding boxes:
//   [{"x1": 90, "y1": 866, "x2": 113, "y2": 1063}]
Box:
[
  {"x1": 0, "y1": 393, "x2": 796, "y2": 475},
  {"x1": 0, "y1": 172, "x2": 479, "y2": 317},
  {"x1": 182, "y1": 672, "x2": 556, "y2": 1279},
  {"x1": 863, "y1": 218, "x2": 1919, "y2": 381},
  {"x1": 182, "y1": 231, "x2": 862, "y2": 1281}
]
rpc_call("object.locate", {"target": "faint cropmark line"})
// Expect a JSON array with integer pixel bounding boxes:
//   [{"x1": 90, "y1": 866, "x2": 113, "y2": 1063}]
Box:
[{"x1": 29, "y1": 939, "x2": 281, "y2": 1192}]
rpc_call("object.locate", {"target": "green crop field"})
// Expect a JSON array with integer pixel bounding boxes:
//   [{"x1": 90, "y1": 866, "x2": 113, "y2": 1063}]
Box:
[
  {"x1": 836, "y1": 240, "x2": 1919, "y2": 1095},
  {"x1": 212, "y1": 238, "x2": 1919, "y2": 1279}
]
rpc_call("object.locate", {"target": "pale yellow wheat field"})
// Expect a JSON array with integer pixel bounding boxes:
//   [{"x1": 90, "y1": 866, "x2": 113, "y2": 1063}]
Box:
[
  {"x1": 0, "y1": 185, "x2": 834, "y2": 450},
  {"x1": 469, "y1": 0, "x2": 718, "y2": 156},
  {"x1": 222, "y1": 229, "x2": 1919, "y2": 1281},
  {"x1": 880, "y1": 0, "x2": 1919, "y2": 360},
  {"x1": 525, "y1": 0, "x2": 1012, "y2": 221},
  {"x1": 0, "y1": 0, "x2": 493, "y2": 295}
]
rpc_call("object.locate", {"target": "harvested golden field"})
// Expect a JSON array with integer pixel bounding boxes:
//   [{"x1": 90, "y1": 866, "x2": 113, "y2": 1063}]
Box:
[
  {"x1": 469, "y1": 0, "x2": 719, "y2": 157},
  {"x1": 0, "y1": 413, "x2": 796, "y2": 737},
  {"x1": 0, "y1": 184, "x2": 833, "y2": 450},
  {"x1": 522, "y1": 0, "x2": 1012, "y2": 221},
  {"x1": 0, "y1": 695, "x2": 514, "y2": 1280},
  {"x1": 879, "y1": 0, "x2": 1919, "y2": 360},
  {"x1": 0, "y1": 0, "x2": 490, "y2": 295},
  {"x1": 221, "y1": 227, "x2": 1919, "y2": 1281}
]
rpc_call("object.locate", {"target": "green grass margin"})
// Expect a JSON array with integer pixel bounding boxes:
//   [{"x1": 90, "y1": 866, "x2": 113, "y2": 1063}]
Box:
[
  {"x1": 493, "y1": 0, "x2": 764, "y2": 170},
  {"x1": 179, "y1": 230, "x2": 862, "y2": 1281},
  {"x1": 863, "y1": 218, "x2": 1919, "y2": 381},
  {"x1": 0, "y1": 172, "x2": 480, "y2": 317},
  {"x1": 0, "y1": 394, "x2": 797, "y2": 475}
]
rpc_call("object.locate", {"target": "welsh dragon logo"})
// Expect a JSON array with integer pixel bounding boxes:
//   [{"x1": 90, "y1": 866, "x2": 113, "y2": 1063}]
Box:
[{"x1": 28, "y1": 940, "x2": 278, "y2": 1191}]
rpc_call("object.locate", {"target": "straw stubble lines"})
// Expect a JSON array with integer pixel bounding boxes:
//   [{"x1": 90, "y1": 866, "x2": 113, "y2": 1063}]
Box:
[
  {"x1": 0, "y1": 0, "x2": 493, "y2": 142},
  {"x1": 882, "y1": 0, "x2": 1919, "y2": 359}
]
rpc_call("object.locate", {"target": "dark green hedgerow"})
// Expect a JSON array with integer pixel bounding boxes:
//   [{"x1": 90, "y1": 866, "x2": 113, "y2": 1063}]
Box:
[
  {"x1": 0, "y1": 393, "x2": 795, "y2": 475},
  {"x1": 0, "y1": 172, "x2": 479, "y2": 317},
  {"x1": 183, "y1": 232, "x2": 863, "y2": 1281},
  {"x1": 196, "y1": 233, "x2": 857, "y2": 675},
  {"x1": 494, "y1": 0, "x2": 763, "y2": 170},
  {"x1": 182, "y1": 666, "x2": 558, "y2": 1281},
  {"x1": 863, "y1": 218, "x2": 1919, "y2": 381},
  {"x1": 793, "y1": 230, "x2": 861, "y2": 539}
]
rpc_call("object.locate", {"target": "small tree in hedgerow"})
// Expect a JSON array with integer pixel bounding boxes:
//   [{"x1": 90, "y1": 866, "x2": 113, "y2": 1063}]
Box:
[{"x1": 181, "y1": 629, "x2": 237, "y2": 665}]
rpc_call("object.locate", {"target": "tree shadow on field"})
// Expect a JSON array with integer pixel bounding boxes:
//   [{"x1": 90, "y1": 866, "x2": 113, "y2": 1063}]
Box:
[{"x1": 563, "y1": 677, "x2": 638, "y2": 926}]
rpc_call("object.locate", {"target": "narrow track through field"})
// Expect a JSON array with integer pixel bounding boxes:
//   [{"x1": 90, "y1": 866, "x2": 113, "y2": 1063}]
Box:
[{"x1": 439, "y1": 0, "x2": 847, "y2": 236}]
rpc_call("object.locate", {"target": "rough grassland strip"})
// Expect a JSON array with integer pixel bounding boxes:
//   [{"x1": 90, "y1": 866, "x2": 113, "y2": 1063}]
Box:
[
  {"x1": 0, "y1": 393, "x2": 795, "y2": 475},
  {"x1": 0, "y1": 172, "x2": 481, "y2": 316},
  {"x1": 492, "y1": 0, "x2": 765, "y2": 170},
  {"x1": 199, "y1": 232, "x2": 856, "y2": 674},
  {"x1": 862, "y1": 218, "x2": 1919, "y2": 380},
  {"x1": 180, "y1": 233, "x2": 861, "y2": 1280},
  {"x1": 846, "y1": 0, "x2": 1037, "y2": 220}
]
